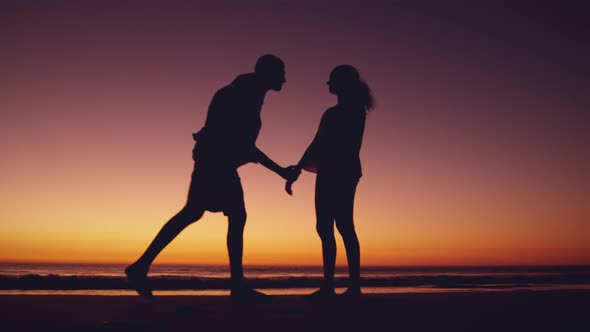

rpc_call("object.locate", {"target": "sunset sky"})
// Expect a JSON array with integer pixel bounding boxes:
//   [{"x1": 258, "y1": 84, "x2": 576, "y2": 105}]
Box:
[{"x1": 1, "y1": 1, "x2": 588, "y2": 266}]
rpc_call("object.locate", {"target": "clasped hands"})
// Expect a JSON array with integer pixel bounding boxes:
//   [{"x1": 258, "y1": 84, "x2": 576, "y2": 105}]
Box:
[{"x1": 280, "y1": 165, "x2": 301, "y2": 196}]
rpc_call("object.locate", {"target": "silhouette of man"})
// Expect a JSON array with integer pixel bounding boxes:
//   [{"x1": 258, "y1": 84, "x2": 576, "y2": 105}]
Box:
[{"x1": 126, "y1": 54, "x2": 295, "y2": 301}]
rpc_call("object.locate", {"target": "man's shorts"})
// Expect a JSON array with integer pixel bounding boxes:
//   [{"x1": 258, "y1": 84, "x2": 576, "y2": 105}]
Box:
[{"x1": 186, "y1": 162, "x2": 246, "y2": 217}]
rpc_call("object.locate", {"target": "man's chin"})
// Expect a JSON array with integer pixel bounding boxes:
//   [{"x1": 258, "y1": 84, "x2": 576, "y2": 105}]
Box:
[{"x1": 271, "y1": 85, "x2": 283, "y2": 91}]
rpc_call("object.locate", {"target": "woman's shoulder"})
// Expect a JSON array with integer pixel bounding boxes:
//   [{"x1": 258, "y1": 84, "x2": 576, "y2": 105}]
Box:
[
  {"x1": 321, "y1": 105, "x2": 366, "y2": 126},
  {"x1": 328, "y1": 105, "x2": 366, "y2": 118},
  {"x1": 319, "y1": 105, "x2": 339, "y2": 121},
  {"x1": 324, "y1": 105, "x2": 340, "y2": 114}
]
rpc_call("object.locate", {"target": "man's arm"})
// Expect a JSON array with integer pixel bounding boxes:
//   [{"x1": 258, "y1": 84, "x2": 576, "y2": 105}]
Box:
[{"x1": 253, "y1": 147, "x2": 298, "y2": 181}]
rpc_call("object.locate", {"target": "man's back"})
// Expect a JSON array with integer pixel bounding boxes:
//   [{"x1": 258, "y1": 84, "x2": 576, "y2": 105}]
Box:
[{"x1": 194, "y1": 73, "x2": 265, "y2": 168}]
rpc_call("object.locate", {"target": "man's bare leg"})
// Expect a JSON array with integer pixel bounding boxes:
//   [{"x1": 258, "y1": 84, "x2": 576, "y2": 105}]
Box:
[
  {"x1": 126, "y1": 206, "x2": 204, "y2": 299},
  {"x1": 227, "y1": 212, "x2": 269, "y2": 302}
]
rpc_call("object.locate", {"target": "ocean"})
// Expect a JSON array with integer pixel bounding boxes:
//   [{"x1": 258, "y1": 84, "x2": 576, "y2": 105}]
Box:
[{"x1": 1, "y1": 263, "x2": 589, "y2": 296}]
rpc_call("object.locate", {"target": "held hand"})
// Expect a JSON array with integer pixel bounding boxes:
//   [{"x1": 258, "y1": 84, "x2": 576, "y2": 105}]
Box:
[
  {"x1": 283, "y1": 165, "x2": 301, "y2": 195},
  {"x1": 279, "y1": 165, "x2": 300, "y2": 181},
  {"x1": 285, "y1": 179, "x2": 294, "y2": 195}
]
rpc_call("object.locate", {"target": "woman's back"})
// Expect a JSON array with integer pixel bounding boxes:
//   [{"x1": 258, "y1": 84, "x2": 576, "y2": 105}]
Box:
[{"x1": 315, "y1": 105, "x2": 366, "y2": 179}]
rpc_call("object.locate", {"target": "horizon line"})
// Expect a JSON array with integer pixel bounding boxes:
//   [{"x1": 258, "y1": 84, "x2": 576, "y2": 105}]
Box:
[{"x1": 1, "y1": 261, "x2": 589, "y2": 268}]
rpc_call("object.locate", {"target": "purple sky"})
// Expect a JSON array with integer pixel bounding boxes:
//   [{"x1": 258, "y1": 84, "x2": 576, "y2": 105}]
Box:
[{"x1": 1, "y1": 1, "x2": 588, "y2": 264}]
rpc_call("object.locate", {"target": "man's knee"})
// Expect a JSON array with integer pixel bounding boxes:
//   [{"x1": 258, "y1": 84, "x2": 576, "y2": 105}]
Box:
[
  {"x1": 228, "y1": 211, "x2": 247, "y2": 228},
  {"x1": 178, "y1": 205, "x2": 204, "y2": 223}
]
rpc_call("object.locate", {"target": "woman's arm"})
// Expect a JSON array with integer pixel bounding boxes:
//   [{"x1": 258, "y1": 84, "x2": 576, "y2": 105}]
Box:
[
  {"x1": 296, "y1": 111, "x2": 329, "y2": 173},
  {"x1": 296, "y1": 138, "x2": 317, "y2": 171}
]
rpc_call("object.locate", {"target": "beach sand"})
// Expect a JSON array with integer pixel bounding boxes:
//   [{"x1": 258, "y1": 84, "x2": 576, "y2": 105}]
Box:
[{"x1": 1, "y1": 290, "x2": 588, "y2": 331}]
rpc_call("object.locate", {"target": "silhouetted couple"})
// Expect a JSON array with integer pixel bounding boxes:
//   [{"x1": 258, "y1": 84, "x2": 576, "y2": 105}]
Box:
[{"x1": 126, "y1": 55, "x2": 374, "y2": 302}]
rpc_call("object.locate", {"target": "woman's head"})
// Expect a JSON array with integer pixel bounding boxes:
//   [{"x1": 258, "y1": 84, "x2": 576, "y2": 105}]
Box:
[{"x1": 328, "y1": 65, "x2": 374, "y2": 111}]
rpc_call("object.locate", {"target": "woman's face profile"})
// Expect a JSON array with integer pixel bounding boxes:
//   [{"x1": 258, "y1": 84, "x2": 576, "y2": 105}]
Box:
[{"x1": 327, "y1": 72, "x2": 339, "y2": 95}]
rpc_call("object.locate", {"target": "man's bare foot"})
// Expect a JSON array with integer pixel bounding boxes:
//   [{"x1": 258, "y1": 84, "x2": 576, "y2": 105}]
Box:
[
  {"x1": 125, "y1": 264, "x2": 154, "y2": 300},
  {"x1": 307, "y1": 287, "x2": 336, "y2": 302},
  {"x1": 229, "y1": 286, "x2": 271, "y2": 303}
]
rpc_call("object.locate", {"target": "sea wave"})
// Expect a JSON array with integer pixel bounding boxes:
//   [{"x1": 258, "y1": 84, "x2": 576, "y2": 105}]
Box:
[{"x1": 1, "y1": 273, "x2": 589, "y2": 290}]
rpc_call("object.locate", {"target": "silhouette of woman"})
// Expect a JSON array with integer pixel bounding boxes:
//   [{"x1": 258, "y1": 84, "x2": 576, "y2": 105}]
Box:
[{"x1": 288, "y1": 65, "x2": 374, "y2": 299}]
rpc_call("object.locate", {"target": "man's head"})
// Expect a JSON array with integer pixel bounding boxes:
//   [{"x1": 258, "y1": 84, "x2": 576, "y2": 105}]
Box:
[{"x1": 255, "y1": 54, "x2": 286, "y2": 91}]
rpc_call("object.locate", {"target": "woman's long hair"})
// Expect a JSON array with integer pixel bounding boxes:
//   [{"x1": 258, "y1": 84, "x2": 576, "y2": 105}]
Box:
[{"x1": 330, "y1": 65, "x2": 375, "y2": 112}]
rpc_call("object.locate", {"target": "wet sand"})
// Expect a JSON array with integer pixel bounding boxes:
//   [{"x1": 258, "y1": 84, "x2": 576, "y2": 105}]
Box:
[{"x1": 0, "y1": 290, "x2": 588, "y2": 331}]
